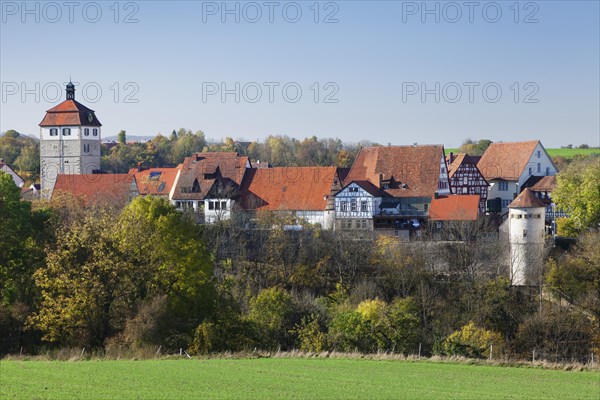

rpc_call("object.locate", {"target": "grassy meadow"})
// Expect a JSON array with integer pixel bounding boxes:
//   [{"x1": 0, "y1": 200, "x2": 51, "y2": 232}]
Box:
[
  {"x1": 445, "y1": 147, "x2": 599, "y2": 158},
  {"x1": 1, "y1": 358, "x2": 598, "y2": 400}
]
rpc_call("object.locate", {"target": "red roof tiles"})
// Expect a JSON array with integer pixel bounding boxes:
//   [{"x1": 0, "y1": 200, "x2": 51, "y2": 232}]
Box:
[
  {"x1": 241, "y1": 167, "x2": 339, "y2": 211},
  {"x1": 172, "y1": 152, "x2": 249, "y2": 200},
  {"x1": 530, "y1": 176, "x2": 556, "y2": 192},
  {"x1": 129, "y1": 167, "x2": 180, "y2": 197},
  {"x1": 52, "y1": 174, "x2": 136, "y2": 205},
  {"x1": 345, "y1": 145, "x2": 444, "y2": 198},
  {"x1": 508, "y1": 188, "x2": 546, "y2": 208},
  {"x1": 39, "y1": 99, "x2": 102, "y2": 127},
  {"x1": 478, "y1": 141, "x2": 539, "y2": 181},
  {"x1": 429, "y1": 195, "x2": 480, "y2": 221}
]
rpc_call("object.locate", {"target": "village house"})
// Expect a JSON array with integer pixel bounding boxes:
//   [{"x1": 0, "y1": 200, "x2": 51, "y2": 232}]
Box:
[
  {"x1": 478, "y1": 141, "x2": 558, "y2": 216},
  {"x1": 170, "y1": 152, "x2": 251, "y2": 223},
  {"x1": 339, "y1": 145, "x2": 451, "y2": 239},
  {"x1": 128, "y1": 164, "x2": 181, "y2": 200},
  {"x1": 446, "y1": 153, "x2": 489, "y2": 213},
  {"x1": 240, "y1": 166, "x2": 343, "y2": 229},
  {"x1": 0, "y1": 158, "x2": 25, "y2": 188},
  {"x1": 52, "y1": 173, "x2": 138, "y2": 206},
  {"x1": 427, "y1": 194, "x2": 481, "y2": 240},
  {"x1": 333, "y1": 180, "x2": 385, "y2": 232}
]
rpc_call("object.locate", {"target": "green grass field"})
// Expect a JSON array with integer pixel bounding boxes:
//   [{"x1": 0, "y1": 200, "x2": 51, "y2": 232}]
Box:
[
  {"x1": 1, "y1": 358, "x2": 598, "y2": 399},
  {"x1": 445, "y1": 147, "x2": 599, "y2": 159}
]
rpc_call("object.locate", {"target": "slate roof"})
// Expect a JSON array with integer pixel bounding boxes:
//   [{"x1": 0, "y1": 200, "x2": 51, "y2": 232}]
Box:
[
  {"x1": 337, "y1": 180, "x2": 387, "y2": 197},
  {"x1": 39, "y1": 99, "x2": 102, "y2": 127},
  {"x1": 477, "y1": 141, "x2": 539, "y2": 181},
  {"x1": 171, "y1": 152, "x2": 249, "y2": 200},
  {"x1": 345, "y1": 145, "x2": 444, "y2": 198},
  {"x1": 508, "y1": 188, "x2": 546, "y2": 208},
  {"x1": 52, "y1": 174, "x2": 137, "y2": 205},
  {"x1": 240, "y1": 166, "x2": 339, "y2": 211},
  {"x1": 429, "y1": 195, "x2": 480, "y2": 221}
]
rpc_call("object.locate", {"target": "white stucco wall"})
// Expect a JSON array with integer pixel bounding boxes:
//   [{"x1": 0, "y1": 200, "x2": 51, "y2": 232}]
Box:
[{"x1": 509, "y1": 206, "x2": 546, "y2": 285}]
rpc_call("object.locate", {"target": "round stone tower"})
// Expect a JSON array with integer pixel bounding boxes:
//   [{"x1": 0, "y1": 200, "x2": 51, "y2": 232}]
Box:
[{"x1": 508, "y1": 188, "x2": 546, "y2": 286}]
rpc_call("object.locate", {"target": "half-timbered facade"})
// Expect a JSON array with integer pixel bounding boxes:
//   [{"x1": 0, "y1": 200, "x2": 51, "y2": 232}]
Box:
[
  {"x1": 334, "y1": 180, "x2": 383, "y2": 231},
  {"x1": 447, "y1": 153, "x2": 489, "y2": 212}
]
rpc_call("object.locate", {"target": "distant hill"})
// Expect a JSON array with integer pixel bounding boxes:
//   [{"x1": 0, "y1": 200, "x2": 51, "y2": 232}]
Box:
[{"x1": 103, "y1": 135, "x2": 156, "y2": 143}]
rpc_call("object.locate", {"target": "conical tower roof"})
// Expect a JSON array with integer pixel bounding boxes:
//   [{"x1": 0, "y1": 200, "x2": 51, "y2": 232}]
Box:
[{"x1": 508, "y1": 188, "x2": 546, "y2": 208}]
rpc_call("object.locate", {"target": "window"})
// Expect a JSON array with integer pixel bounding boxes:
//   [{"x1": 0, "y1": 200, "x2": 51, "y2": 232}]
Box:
[
  {"x1": 215, "y1": 201, "x2": 221, "y2": 210},
  {"x1": 340, "y1": 201, "x2": 347, "y2": 212},
  {"x1": 349, "y1": 187, "x2": 358, "y2": 192},
  {"x1": 537, "y1": 163, "x2": 541, "y2": 173},
  {"x1": 498, "y1": 181, "x2": 508, "y2": 191},
  {"x1": 83, "y1": 144, "x2": 90, "y2": 152},
  {"x1": 49, "y1": 128, "x2": 58, "y2": 136},
  {"x1": 383, "y1": 184, "x2": 389, "y2": 190},
  {"x1": 221, "y1": 201, "x2": 227, "y2": 210},
  {"x1": 197, "y1": 201, "x2": 202, "y2": 208},
  {"x1": 528, "y1": 167, "x2": 533, "y2": 175},
  {"x1": 546, "y1": 167, "x2": 550, "y2": 175},
  {"x1": 361, "y1": 200, "x2": 367, "y2": 212},
  {"x1": 84, "y1": 128, "x2": 90, "y2": 136},
  {"x1": 436, "y1": 221, "x2": 442, "y2": 229},
  {"x1": 537, "y1": 150, "x2": 541, "y2": 158},
  {"x1": 523, "y1": 229, "x2": 527, "y2": 238},
  {"x1": 424, "y1": 203, "x2": 429, "y2": 211},
  {"x1": 93, "y1": 129, "x2": 98, "y2": 136},
  {"x1": 441, "y1": 167, "x2": 446, "y2": 174},
  {"x1": 463, "y1": 176, "x2": 468, "y2": 185},
  {"x1": 535, "y1": 214, "x2": 541, "y2": 219},
  {"x1": 350, "y1": 199, "x2": 357, "y2": 212},
  {"x1": 501, "y1": 199, "x2": 510, "y2": 208},
  {"x1": 462, "y1": 187, "x2": 468, "y2": 194},
  {"x1": 175, "y1": 201, "x2": 181, "y2": 208},
  {"x1": 62, "y1": 128, "x2": 71, "y2": 136},
  {"x1": 208, "y1": 201, "x2": 214, "y2": 210}
]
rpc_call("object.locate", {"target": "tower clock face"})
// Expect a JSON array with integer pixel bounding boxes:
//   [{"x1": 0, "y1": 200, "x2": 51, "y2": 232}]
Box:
[{"x1": 88, "y1": 112, "x2": 94, "y2": 122}]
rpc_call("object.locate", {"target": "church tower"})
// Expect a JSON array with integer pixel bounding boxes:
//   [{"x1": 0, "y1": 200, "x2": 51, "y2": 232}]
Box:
[
  {"x1": 508, "y1": 188, "x2": 546, "y2": 285},
  {"x1": 39, "y1": 81, "x2": 102, "y2": 197}
]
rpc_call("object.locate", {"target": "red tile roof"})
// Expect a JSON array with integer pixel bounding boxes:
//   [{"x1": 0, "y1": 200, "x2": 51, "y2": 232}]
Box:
[
  {"x1": 508, "y1": 188, "x2": 546, "y2": 208},
  {"x1": 172, "y1": 152, "x2": 249, "y2": 200},
  {"x1": 429, "y1": 195, "x2": 480, "y2": 221},
  {"x1": 129, "y1": 167, "x2": 180, "y2": 196},
  {"x1": 345, "y1": 145, "x2": 444, "y2": 198},
  {"x1": 39, "y1": 99, "x2": 102, "y2": 127},
  {"x1": 530, "y1": 176, "x2": 556, "y2": 192},
  {"x1": 241, "y1": 167, "x2": 339, "y2": 211},
  {"x1": 52, "y1": 174, "x2": 136, "y2": 205},
  {"x1": 477, "y1": 141, "x2": 539, "y2": 181}
]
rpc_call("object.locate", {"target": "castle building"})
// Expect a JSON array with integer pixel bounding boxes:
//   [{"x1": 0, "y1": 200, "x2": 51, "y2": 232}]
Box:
[
  {"x1": 39, "y1": 81, "x2": 102, "y2": 197},
  {"x1": 507, "y1": 188, "x2": 546, "y2": 286}
]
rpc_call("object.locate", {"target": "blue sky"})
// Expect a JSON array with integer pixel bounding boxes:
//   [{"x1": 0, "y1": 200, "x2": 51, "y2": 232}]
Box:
[{"x1": 1, "y1": 0, "x2": 598, "y2": 147}]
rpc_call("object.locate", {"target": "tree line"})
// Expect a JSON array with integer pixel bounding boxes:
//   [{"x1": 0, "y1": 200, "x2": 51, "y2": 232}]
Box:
[{"x1": 1, "y1": 171, "x2": 598, "y2": 361}]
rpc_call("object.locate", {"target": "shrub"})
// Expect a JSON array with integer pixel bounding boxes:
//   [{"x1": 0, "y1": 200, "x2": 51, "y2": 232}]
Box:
[
  {"x1": 443, "y1": 321, "x2": 504, "y2": 359},
  {"x1": 248, "y1": 287, "x2": 294, "y2": 348},
  {"x1": 293, "y1": 315, "x2": 327, "y2": 352}
]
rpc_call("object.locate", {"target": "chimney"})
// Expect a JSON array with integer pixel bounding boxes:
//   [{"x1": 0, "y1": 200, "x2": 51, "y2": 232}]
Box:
[
  {"x1": 449, "y1": 152, "x2": 454, "y2": 164},
  {"x1": 434, "y1": 191, "x2": 439, "y2": 199},
  {"x1": 137, "y1": 162, "x2": 143, "y2": 172}
]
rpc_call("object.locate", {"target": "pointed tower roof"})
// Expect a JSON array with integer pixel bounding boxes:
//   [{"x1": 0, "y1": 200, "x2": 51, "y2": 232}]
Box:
[
  {"x1": 508, "y1": 188, "x2": 545, "y2": 209},
  {"x1": 39, "y1": 82, "x2": 102, "y2": 127}
]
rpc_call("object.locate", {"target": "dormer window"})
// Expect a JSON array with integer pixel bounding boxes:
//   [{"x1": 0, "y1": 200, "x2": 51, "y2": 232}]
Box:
[
  {"x1": 383, "y1": 184, "x2": 389, "y2": 190},
  {"x1": 49, "y1": 128, "x2": 58, "y2": 136},
  {"x1": 62, "y1": 128, "x2": 71, "y2": 136},
  {"x1": 84, "y1": 128, "x2": 90, "y2": 136}
]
